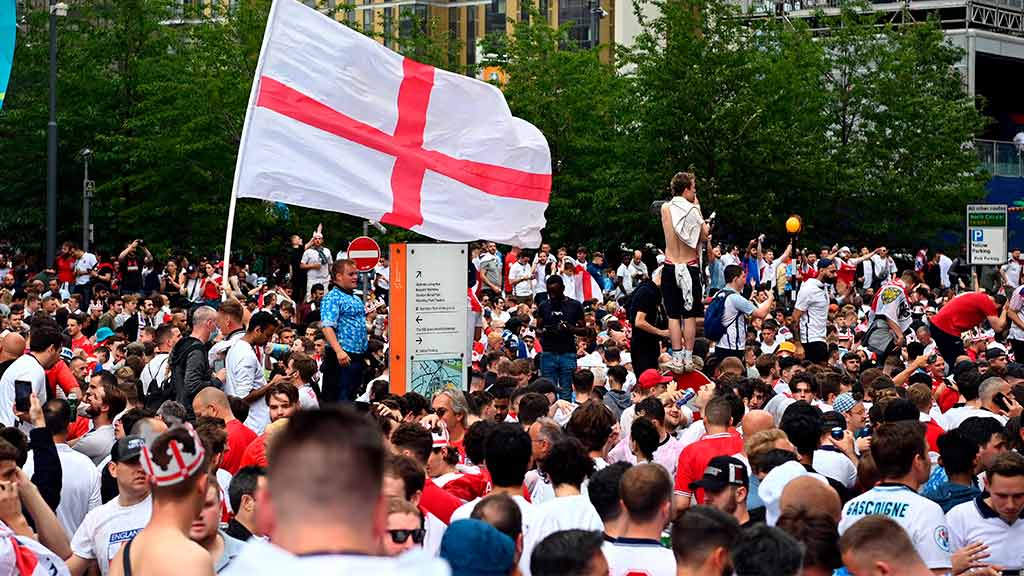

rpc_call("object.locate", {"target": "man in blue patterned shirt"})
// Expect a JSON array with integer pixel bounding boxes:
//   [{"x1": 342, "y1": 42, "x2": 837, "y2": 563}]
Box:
[{"x1": 319, "y1": 259, "x2": 368, "y2": 403}]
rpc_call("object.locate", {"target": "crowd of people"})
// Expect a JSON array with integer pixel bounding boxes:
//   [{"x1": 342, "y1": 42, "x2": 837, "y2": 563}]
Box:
[{"x1": 0, "y1": 172, "x2": 1021, "y2": 575}]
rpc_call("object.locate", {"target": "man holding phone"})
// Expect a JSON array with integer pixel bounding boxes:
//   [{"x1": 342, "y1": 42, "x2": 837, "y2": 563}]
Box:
[{"x1": 0, "y1": 327, "x2": 62, "y2": 430}]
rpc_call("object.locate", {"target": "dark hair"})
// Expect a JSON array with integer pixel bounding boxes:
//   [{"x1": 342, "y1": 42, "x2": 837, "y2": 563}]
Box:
[
  {"x1": 703, "y1": 395, "x2": 733, "y2": 427},
  {"x1": 936, "y1": 429, "x2": 980, "y2": 475},
  {"x1": 779, "y1": 401, "x2": 824, "y2": 457},
  {"x1": 870, "y1": 421, "x2": 927, "y2": 479},
  {"x1": 518, "y1": 393, "x2": 551, "y2": 427},
  {"x1": 228, "y1": 466, "x2": 266, "y2": 511},
  {"x1": 43, "y1": 399, "x2": 71, "y2": 436},
  {"x1": 264, "y1": 382, "x2": 299, "y2": 406},
  {"x1": 565, "y1": 401, "x2": 615, "y2": 453},
  {"x1": 530, "y1": 529, "x2": 605, "y2": 576},
  {"x1": 607, "y1": 365, "x2": 628, "y2": 387},
  {"x1": 724, "y1": 265, "x2": 744, "y2": 284},
  {"x1": 620, "y1": 463, "x2": 672, "y2": 523},
  {"x1": 229, "y1": 395, "x2": 250, "y2": 423},
  {"x1": 0, "y1": 434, "x2": 25, "y2": 467},
  {"x1": 636, "y1": 397, "x2": 666, "y2": 424},
  {"x1": 986, "y1": 451, "x2": 1024, "y2": 484},
  {"x1": 672, "y1": 506, "x2": 740, "y2": 567},
  {"x1": 790, "y1": 372, "x2": 818, "y2": 397},
  {"x1": 463, "y1": 420, "x2": 497, "y2": 468},
  {"x1": 541, "y1": 437, "x2": 594, "y2": 488},
  {"x1": 958, "y1": 416, "x2": 1007, "y2": 449},
  {"x1": 246, "y1": 311, "x2": 280, "y2": 333},
  {"x1": 588, "y1": 462, "x2": 631, "y2": 523},
  {"x1": 384, "y1": 454, "x2": 425, "y2": 500},
  {"x1": 729, "y1": 524, "x2": 804, "y2": 576},
  {"x1": 776, "y1": 509, "x2": 842, "y2": 571},
  {"x1": 92, "y1": 372, "x2": 128, "y2": 418},
  {"x1": 485, "y1": 423, "x2": 532, "y2": 488},
  {"x1": 391, "y1": 422, "x2": 433, "y2": 464},
  {"x1": 471, "y1": 493, "x2": 523, "y2": 540},
  {"x1": 572, "y1": 370, "x2": 594, "y2": 395},
  {"x1": 468, "y1": 391, "x2": 494, "y2": 417},
  {"x1": 630, "y1": 417, "x2": 660, "y2": 462},
  {"x1": 195, "y1": 416, "x2": 228, "y2": 456},
  {"x1": 28, "y1": 327, "x2": 63, "y2": 353},
  {"x1": 403, "y1": 392, "x2": 430, "y2": 417},
  {"x1": 266, "y1": 407, "x2": 386, "y2": 525},
  {"x1": 882, "y1": 398, "x2": 919, "y2": 423},
  {"x1": 291, "y1": 354, "x2": 317, "y2": 384},
  {"x1": 120, "y1": 408, "x2": 157, "y2": 439},
  {"x1": 750, "y1": 448, "x2": 799, "y2": 476}
]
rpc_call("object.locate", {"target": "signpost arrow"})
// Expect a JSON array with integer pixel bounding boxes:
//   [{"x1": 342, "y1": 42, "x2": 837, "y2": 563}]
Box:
[
  {"x1": 416, "y1": 270, "x2": 422, "y2": 278},
  {"x1": 416, "y1": 337, "x2": 423, "y2": 344},
  {"x1": 416, "y1": 316, "x2": 423, "y2": 324}
]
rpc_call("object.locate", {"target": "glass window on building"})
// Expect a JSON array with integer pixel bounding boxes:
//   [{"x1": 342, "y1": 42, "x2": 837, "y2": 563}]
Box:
[
  {"x1": 559, "y1": 0, "x2": 592, "y2": 47},
  {"x1": 520, "y1": 0, "x2": 530, "y2": 21},
  {"x1": 383, "y1": 7, "x2": 394, "y2": 47},
  {"x1": 467, "y1": 6, "x2": 477, "y2": 67},
  {"x1": 538, "y1": 0, "x2": 549, "y2": 22},
  {"x1": 485, "y1": 0, "x2": 506, "y2": 34},
  {"x1": 448, "y1": 7, "x2": 461, "y2": 65},
  {"x1": 363, "y1": 7, "x2": 373, "y2": 33}
]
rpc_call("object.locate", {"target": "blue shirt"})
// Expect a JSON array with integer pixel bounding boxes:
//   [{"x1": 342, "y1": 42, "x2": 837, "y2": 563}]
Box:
[{"x1": 320, "y1": 286, "x2": 368, "y2": 354}]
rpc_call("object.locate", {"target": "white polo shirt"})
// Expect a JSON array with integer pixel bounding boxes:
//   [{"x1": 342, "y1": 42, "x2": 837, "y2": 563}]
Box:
[
  {"x1": 602, "y1": 538, "x2": 676, "y2": 576},
  {"x1": 795, "y1": 278, "x2": 829, "y2": 343},
  {"x1": 839, "y1": 483, "x2": 951, "y2": 570},
  {"x1": 947, "y1": 495, "x2": 1024, "y2": 570}
]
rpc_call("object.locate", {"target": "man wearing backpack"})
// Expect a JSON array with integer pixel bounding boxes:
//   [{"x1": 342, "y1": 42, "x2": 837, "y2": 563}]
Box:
[
  {"x1": 708, "y1": 265, "x2": 774, "y2": 362},
  {"x1": 149, "y1": 306, "x2": 222, "y2": 419}
]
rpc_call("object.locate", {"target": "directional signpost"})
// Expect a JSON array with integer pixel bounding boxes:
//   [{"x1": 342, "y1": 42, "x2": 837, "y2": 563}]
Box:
[
  {"x1": 388, "y1": 243, "x2": 468, "y2": 396},
  {"x1": 967, "y1": 204, "x2": 1008, "y2": 265}
]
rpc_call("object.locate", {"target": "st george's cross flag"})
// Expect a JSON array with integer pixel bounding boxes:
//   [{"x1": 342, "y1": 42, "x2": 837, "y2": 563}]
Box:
[{"x1": 232, "y1": 0, "x2": 552, "y2": 248}]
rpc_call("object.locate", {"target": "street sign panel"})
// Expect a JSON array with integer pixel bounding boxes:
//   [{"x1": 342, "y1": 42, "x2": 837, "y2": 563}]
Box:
[
  {"x1": 388, "y1": 243, "x2": 469, "y2": 397},
  {"x1": 347, "y1": 236, "x2": 381, "y2": 272},
  {"x1": 967, "y1": 204, "x2": 1008, "y2": 266}
]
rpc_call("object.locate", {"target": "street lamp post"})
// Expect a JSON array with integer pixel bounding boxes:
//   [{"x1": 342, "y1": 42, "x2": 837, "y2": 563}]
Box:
[
  {"x1": 80, "y1": 148, "x2": 93, "y2": 251},
  {"x1": 46, "y1": 1, "x2": 67, "y2": 265}
]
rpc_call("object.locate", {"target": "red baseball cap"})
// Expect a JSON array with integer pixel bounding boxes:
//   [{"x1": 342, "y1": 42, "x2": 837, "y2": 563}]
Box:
[{"x1": 637, "y1": 369, "x2": 673, "y2": 391}]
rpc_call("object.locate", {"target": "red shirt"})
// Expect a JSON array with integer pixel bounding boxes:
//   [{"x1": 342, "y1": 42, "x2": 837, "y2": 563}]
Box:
[
  {"x1": 444, "y1": 467, "x2": 492, "y2": 502},
  {"x1": 71, "y1": 335, "x2": 94, "y2": 356},
  {"x1": 925, "y1": 418, "x2": 944, "y2": 454},
  {"x1": 420, "y1": 479, "x2": 461, "y2": 525},
  {"x1": 55, "y1": 254, "x2": 76, "y2": 284},
  {"x1": 238, "y1": 435, "x2": 267, "y2": 469},
  {"x1": 674, "y1": 430, "x2": 745, "y2": 504},
  {"x1": 45, "y1": 361, "x2": 79, "y2": 398},
  {"x1": 223, "y1": 419, "x2": 258, "y2": 474},
  {"x1": 930, "y1": 292, "x2": 997, "y2": 335},
  {"x1": 66, "y1": 416, "x2": 90, "y2": 442},
  {"x1": 837, "y1": 261, "x2": 857, "y2": 286}
]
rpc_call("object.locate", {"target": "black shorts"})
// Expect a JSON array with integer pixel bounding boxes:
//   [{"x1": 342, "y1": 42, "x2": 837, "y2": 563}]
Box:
[{"x1": 661, "y1": 264, "x2": 703, "y2": 320}]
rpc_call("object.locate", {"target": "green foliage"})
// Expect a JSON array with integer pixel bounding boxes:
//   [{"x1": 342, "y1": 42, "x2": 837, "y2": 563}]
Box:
[{"x1": 0, "y1": 0, "x2": 990, "y2": 264}]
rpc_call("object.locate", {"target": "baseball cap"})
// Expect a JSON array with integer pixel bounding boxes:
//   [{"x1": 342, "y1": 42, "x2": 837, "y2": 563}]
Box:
[
  {"x1": 817, "y1": 258, "x2": 835, "y2": 270},
  {"x1": 985, "y1": 347, "x2": 1008, "y2": 361},
  {"x1": 777, "y1": 341, "x2": 796, "y2": 355},
  {"x1": 140, "y1": 424, "x2": 207, "y2": 487},
  {"x1": 636, "y1": 368, "x2": 673, "y2": 391},
  {"x1": 111, "y1": 435, "x2": 146, "y2": 463},
  {"x1": 94, "y1": 327, "x2": 115, "y2": 344},
  {"x1": 440, "y1": 519, "x2": 516, "y2": 576},
  {"x1": 832, "y1": 392, "x2": 856, "y2": 415},
  {"x1": 60, "y1": 347, "x2": 73, "y2": 363},
  {"x1": 689, "y1": 455, "x2": 749, "y2": 492}
]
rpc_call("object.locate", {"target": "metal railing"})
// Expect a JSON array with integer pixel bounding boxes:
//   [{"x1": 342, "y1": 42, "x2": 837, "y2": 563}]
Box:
[{"x1": 977, "y1": 138, "x2": 1024, "y2": 177}]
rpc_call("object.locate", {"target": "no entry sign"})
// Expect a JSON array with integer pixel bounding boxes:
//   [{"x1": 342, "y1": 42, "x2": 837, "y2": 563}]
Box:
[{"x1": 347, "y1": 236, "x2": 381, "y2": 272}]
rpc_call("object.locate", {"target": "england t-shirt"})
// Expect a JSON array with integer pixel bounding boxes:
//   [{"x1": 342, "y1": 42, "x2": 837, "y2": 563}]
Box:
[
  {"x1": 509, "y1": 262, "x2": 534, "y2": 298},
  {"x1": 71, "y1": 494, "x2": 152, "y2": 576},
  {"x1": 871, "y1": 282, "x2": 912, "y2": 332},
  {"x1": 947, "y1": 495, "x2": 1024, "y2": 570},
  {"x1": 602, "y1": 538, "x2": 676, "y2": 576},
  {"x1": 0, "y1": 354, "x2": 48, "y2": 428},
  {"x1": 1010, "y1": 285, "x2": 1024, "y2": 342},
  {"x1": 74, "y1": 253, "x2": 98, "y2": 285},
  {"x1": 296, "y1": 385, "x2": 319, "y2": 410},
  {"x1": 718, "y1": 291, "x2": 756, "y2": 351},
  {"x1": 795, "y1": 278, "x2": 829, "y2": 343},
  {"x1": 523, "y1": 495, "x2": 603, "y2": 574},
  {"x1": 839, "y1": 484, "x2": 951, "y2": 570}
]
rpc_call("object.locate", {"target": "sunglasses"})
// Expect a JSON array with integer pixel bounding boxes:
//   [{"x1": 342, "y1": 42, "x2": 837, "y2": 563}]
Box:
[
  {"x1": 388, "y1": 529, "x2": 425, "y2": 545},
  {"x1": 434, "y1": 407, "x2": 448, "y2": 418}
]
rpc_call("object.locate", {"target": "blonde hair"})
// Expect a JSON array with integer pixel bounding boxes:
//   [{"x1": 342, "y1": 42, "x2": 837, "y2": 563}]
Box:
[{"x1": 744, "y1": 429, "x2": 789, "y2": 460}]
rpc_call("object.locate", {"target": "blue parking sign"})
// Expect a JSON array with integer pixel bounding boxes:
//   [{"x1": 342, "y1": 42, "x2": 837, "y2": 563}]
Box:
[{"x1": 972, "y1": 229, "x2": 984, "y2": 242}]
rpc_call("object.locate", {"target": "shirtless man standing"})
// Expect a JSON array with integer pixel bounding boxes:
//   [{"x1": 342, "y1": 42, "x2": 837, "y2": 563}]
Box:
[
  {"x1": 109, "y1": 425, "x2": 214, "y2": 576},
  {"x1": 660, "y1": 172, "x2": 711, "y2": 372}
]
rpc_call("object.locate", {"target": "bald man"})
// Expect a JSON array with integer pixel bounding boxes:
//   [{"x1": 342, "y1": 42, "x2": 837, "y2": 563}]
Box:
[
  {"x1": 779, "y1": 475, "x2": 842, "y2": 523},
  {"x1": 741, "y1": 410, "x2": 774, "y2": 438},
  {"x1": 193, "y1": 387, "x2": 256, "y2": 474}
]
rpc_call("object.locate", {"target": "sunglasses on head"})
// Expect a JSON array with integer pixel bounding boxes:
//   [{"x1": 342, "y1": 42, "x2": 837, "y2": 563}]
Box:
[{"x1": 388, "y1": 528, "x2": 425, "y2": 545}]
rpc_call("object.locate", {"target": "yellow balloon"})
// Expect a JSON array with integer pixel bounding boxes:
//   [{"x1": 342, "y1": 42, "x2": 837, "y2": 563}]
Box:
[{"x1": 786, "y1": 216, "x2": 802, "y2": 234}]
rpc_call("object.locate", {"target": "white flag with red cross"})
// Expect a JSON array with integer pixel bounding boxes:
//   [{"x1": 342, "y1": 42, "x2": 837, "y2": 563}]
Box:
[{"x1": 232, "y1": 0, "x2": 552, "y2": 248}]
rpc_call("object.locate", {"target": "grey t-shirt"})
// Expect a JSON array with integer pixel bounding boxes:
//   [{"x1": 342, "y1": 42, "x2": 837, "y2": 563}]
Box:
[{"x1": 72, "y1": 424, "x2": 116, "y2": 466}]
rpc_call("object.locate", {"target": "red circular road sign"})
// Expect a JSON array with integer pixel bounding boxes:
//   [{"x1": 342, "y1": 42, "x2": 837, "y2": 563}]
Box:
[{"x1": 347, "y1": 236, "x2": 381, "y2": 272}]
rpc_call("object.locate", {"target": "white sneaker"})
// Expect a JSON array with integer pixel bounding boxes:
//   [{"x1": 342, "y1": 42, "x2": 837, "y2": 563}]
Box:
[{"x1": 661, "y1": 359, "x2": 689, "y2": 374}]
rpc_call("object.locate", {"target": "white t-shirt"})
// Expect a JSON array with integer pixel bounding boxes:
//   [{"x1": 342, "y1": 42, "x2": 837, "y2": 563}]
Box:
[
  {"x1": 1003, "y1": 259, "x2": 1023, "y2": 288},
  {"x1": 947, "y1": 496, "x2": 1024, "y2": 570},
  {"x1": 617, "y1": 263, "x2": 633, "y2": 294},
  {"x1": 75, "y1": 253, "x2": 98, "y2": 285},
  {"x1": 942, "y1": 406, "x2": 1005, "y2": 430},
  {"x1": 603, "y1": 539, "x2": 676, "y2": 576},
  {"x1": 1010, "y1": 285, "x2": 1024, "y2": 342},
  {"x1": 795, "y1": 278, "x2": 829, "y2": 343},
  {"x1": 301, "y1": 247, "x2": 333, "y2": 298},
  {"x1": 509, "y1": 262, "x2": 534, "y2": 297},
  {"x1": 523, "y1": 495, "x2": 603, "y2": 573},
  {"x1": 839, "y1": 484, "x2": 951, "y2": 570},
  {"x1": 223, "y1": 540, "x2": 449, "y2": 576},
  {"x1": 938, "y1": 254, "x2": 953, "y2": 289},
  {"x1": 374, "y1": 264, "x2": 390, "y2": 291},
  {"x1": 297, "y1": 385, "x2": 319, "y2": 410},
  {"x1": 421, "y1": 512, "x2": 446, "y2": 557},
  {"x1": 718, "y1": 290, "x2": 756, "y2": 351},
  {"x1": 226, "y1": 339, "x2": 270, "y2": 434},
  {"x1": 140, "y1": 353, "x2": 169, "y2": 397},
  {"x1": 71, "y1": 495, "x2": 153, "y2": 576},
  {"x1": 871, "y1": 255, "x2": 896, "y2": 283},
  {"x1": 24, "y1": 444, "x2": 102, "y2": 539},
  {"x1": 524, "y1": 469, "x2": 555, "y2": 505},
  {"x1": 452, "y1": 494, "x2": 535, "y2": 575},
  {"x1": 0, "y1": 354, "x2": 48, "y2": 429},
  {"x1": 812, "y1": 449, "x2": 857, "y2": 489},
  {"x1": 871, "y1": 282, "x2": 912, "y2": 332}
]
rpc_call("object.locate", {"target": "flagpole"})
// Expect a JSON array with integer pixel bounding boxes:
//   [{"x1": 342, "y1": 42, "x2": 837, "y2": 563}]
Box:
[{"x1": 222, "y1": 0, "x2": 281, "y2": 295}]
